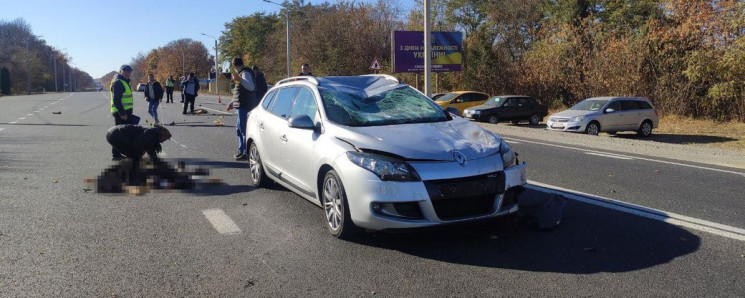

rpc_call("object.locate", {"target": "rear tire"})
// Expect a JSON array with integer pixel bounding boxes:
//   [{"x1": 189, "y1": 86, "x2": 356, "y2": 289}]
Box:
[
  {"x1": 528, "y1": 114, "x2": 541, "y2": 125},
  {"x1": 638, "y1": 120, "x2": 653, "y2": 137},
  {"x1": 488, "y1": 115, "x2": 499, "y2": 124},
  {"x1": 248, "y1": 142, "x2": 269, "y2": 187},
  {"x1": 322, "y1": 170, "x2": 359, "y2": 239},
  {"x1": 585, "y1": 122, "x2": 600, "y2": 136}
]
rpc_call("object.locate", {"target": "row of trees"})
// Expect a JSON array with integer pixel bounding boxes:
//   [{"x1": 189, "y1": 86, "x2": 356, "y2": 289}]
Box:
[
  {"x1": 0, "y1": 19, "x2": 94, "y2": 95},
  {"x1": 217, "y1": 0, "x2": 743, "y2": 122}
]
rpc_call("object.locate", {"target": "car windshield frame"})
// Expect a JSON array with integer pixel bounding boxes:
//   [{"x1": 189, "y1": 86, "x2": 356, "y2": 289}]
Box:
[
  {"x1": 570, "y1": 99, "x2": 610, "y2": 111},
  {"x1": 319, "y1": 85, "x2": 449, "y2": 127},
  {"x1": 484, "y1": 96, "x2": 505, "y2": 107}
]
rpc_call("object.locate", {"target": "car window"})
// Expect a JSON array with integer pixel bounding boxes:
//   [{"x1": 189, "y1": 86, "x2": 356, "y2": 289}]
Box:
[
  {"x1": 620, "y1": 100, "x2": 639, "y2": 111},
  {"x1": 518, "y1": 98, "x2": 531, "y2": 107},
  {"x1": 262, "y1": 90, "x2": 278, "y2": 110},
  {"x1": 485, "y1": 96, "x2": 504, "y2": 106},
  {"x1": 290, "y1": 87, "x2": 318, "y2": 120},
  {"x1": 638, "y1": 101, "x2": 653, "y2": 109},
  {"x1": 319, "y1": 86, "x2": 447, "y2": 127},
  {"x1": 571, "y1": 99, "x2": 609, "y2": 111},
  {"x1": 456, "y1": 94, "x2": 469, "y2": 103},
  {"x1": 435, "y1": 92, "x2": 458, "y2": 103},
  {"x1": 503, "y1": 98, "x2": 517, "y2": 107},
  {"x1": 270, "y1": 87, "x2": 299, "y2": 118},
  {"x1": 608, "y1": 101, "x2": 621, "y2": 111},
  {"x1": 473, "y1": 94, "x2": 488, "y2": 102}
]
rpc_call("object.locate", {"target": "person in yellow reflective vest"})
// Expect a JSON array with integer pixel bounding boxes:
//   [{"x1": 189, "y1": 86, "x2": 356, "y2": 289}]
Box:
[
  {"x1": 110, "y1": 64, "x2": 134, "y2": 161},
  {"x1": 164, "y1": 75, "x2": 175, "y2": 103}
]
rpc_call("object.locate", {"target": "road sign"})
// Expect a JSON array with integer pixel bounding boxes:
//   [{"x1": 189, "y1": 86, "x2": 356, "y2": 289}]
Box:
[{"x1": 369, "y1": 58, "x2": 381, "y2": 70}]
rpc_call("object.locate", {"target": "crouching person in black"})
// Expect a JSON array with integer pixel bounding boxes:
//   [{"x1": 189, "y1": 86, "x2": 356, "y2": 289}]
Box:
[{"x1": 106, "y1": 125, "x2": 172, "y2": 185}]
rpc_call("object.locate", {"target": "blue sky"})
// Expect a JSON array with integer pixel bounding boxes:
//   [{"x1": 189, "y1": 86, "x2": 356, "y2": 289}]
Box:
[{"x1": 1, "y1": 0, "x2": 413, "y2": 79}]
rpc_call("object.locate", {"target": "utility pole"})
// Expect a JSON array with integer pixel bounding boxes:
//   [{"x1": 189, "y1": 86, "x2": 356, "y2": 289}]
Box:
[
  {"x1": 53, "y1": 53, "x2": 57, "y2": 92},
  {"x1": 264, "y1": 0, "x2": 291, "y2": 77},
  {"x1": 201, "y1": 33, "x2": 221, "y2": 103},
  {"x1": 423, "y1": 0, "x2": 431, "y2": 97},
  {"x1": 25, "y1": 38, "x2": 31, "y2": 94}
]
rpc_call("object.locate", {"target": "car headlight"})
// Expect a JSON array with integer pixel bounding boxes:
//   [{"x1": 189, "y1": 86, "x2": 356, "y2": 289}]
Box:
[
  {"x1": 347, "y1": 152, "x2": 420, "y2": 181},
  {"x1": 571, "y1": 115, "x2": 584, "y2": 122},
  {"x1": 499, "y1": 139, "x2": 516, "y2": 168}
]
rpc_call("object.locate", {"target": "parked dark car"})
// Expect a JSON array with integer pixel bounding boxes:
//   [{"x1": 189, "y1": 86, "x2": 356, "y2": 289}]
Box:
[{"x1": 462, "y1": 95, "x2": 548, "y2": 125}]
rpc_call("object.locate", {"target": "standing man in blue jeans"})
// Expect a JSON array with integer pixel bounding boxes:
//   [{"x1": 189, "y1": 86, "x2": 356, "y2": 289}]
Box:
[
  {"x1": 226, "y1": 57, "x2": 256, "y2": 161},
  {"x1": 143, "y1": 74, "x2": 164, "y2": 125}
]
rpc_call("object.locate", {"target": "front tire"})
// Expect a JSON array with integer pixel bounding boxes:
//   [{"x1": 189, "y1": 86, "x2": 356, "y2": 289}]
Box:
[
  {"x1": 488, "y1": 115, "x2": 499, "y2": 124},
  {"x1": 638, "y1": 120, "x2": 653, "y2": 137},
  {"x1": 585, "y1": 122, "x2": 600, "y2": 136},
  {"x1": 248, "y1": 142, "x2": 269, "y2": 187},
  {"x1": 528, "y1": 114, "x2": 541, "y2": 125},
  {"x1": 322, "y1": 170, "x2": 358, "y2": 239}
]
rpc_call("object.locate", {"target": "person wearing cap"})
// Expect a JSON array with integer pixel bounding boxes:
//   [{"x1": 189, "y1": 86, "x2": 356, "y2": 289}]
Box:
[
  {"x1": 106, "y1": 125, "x2": 172, "y2": 185},
  {"x1": 227, "y1": 57, "x2": 256, "y2": 160},
  {"x1": 110, "y1": 65, "x2": 135, "y2": 161}
]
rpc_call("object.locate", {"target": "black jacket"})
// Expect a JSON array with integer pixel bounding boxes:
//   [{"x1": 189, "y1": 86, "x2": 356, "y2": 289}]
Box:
[
  {"x1": 143, "y1": 81, "x2": 164, "y2": 101},
  {"x1": 110, "y1": 74, "x2": 132, "y2": 115},
  {"x1": 255, "y1": 70, "x2": 268, "y2": 100},
  {"x1": 106, "y1": 125, "x2": 161, "y2": 161}
]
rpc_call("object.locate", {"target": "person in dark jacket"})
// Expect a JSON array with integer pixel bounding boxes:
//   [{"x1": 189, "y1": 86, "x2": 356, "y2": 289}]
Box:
[
  {"x1": 164, "y1": 75, "x2": 175, "y2": 103},
  {"x1": 227, "y1": 57, "x2": 256, "y2": 160},
  {"x1": 110, "y1": 64, "x2": 135, "y2": 161},
  {"x1": 143, "y1": 74, "x2": 164, "y2": 125},
  {"x1": 252, "y1": 65, "x2": 268, "y2": 100},
  {"x1": 298, "y1": 63, "x2": 313, "y2": 76},
  {"x1": 106, "y1": 125, "x2": 172, "y2": 185},
  {"x1": 181, "y1": 72, "x2": 200, "y2": 114}
]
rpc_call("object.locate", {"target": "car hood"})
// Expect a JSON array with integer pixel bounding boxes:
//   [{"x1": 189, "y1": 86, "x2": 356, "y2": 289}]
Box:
[
  {"x1": 466, "y1": 104, "x2": 497, "y2": 111},
  {"x1": 335, "y1": 118, "x2": 501, "y2": 161},
  {"x1": 551, "y1": 109, "x2": 597, "y2": 118},
  {"x1": 434, "y1": 101, "x2": 449, "y2": 107}
]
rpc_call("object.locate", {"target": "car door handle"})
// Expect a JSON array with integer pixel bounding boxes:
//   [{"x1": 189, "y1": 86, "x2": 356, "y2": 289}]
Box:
[{"x1": 280, "y1": 135, "x2": 287, "y2": 142}]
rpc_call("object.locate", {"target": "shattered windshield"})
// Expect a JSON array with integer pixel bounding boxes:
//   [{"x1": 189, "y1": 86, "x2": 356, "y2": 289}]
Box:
[
  {"x1": 319, "y1": 86, "x2": 448, "y2": 127},
  {"x1": 484, "y1": 97, "x2": 504, "y2": 106},
  {"x1": 571, "y1": 99, "x2": 609, "y2": 111}
]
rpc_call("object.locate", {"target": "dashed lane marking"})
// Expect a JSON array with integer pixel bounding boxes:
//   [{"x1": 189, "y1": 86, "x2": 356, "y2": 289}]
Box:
[
  {"x1": 9, "y1": 121, "x2": 17, "y2": 124},
  {"x1": 527, "y1": 180, "x2": 745, "y2": 242},
  {"x1": 27, "y1": 114, "x2": 33, "y2": 116},
  {"x1": 584, "y1": 152, "x2": 634, "y2": 160},
  {"x1": 18, "y1": 117, "x2": 25, "y2": 120},
  {"x1": 199, "y1": 106, "x2": 234, "y2": 116},
  {"x1": 202, "y1": 208, "x2": 242, "y2": 235},
  {"x1": 0, "y1": 128, "x2": 4, "y2": 132}
]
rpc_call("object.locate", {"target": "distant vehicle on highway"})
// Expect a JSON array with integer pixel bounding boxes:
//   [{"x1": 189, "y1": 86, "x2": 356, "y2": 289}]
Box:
[
  {"x1": 246, "y1": 75, "x2": 527, "y2": 239},
  {"x1": 136, "y1": 83, "x2": 147, "y2": 92},
  {"x1": 546, "y1": 97, "x2": 659, "y2": 136},
  {"x1": 434, "y1": 91, "x2": 489, "y2": 115},
  {"x1": 463, "y1": 95, "x2": 548, "y2": 125}
]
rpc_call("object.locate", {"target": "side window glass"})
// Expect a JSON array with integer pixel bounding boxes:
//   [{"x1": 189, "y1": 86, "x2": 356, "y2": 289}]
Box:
[
  {"x1": 639, "y1": 101, "x2": 653, "y2": 109},
  {"x1": 620, "y1": 100, "x2": 638, "y2": 111},
  {"x1": 504, "y1": 99, "x2": 517, "y2": 107},
  {"x1": 262, "y1": 90, "x2": 278, "y2": 110},
  {"x1": 270, "y1": 87, "x2": 299, "y2": 118},
  {"x1": 476, "y1": 94, "x2": 488, "y2": 101},
  {"x1": 518, "y1": 98, "x2": 531, "y2": 107},
  {"x1": 290, "y1": 87, "x2": 318, "y2": 120},
  {"x1": 456, "y1": 94, "x2": 468, "y2": 103},
  {"x1": 608, "y1": 101, "x2": 621, "y2": 111}
]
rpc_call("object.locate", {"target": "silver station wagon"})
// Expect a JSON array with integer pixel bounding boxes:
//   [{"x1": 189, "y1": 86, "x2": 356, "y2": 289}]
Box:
[
  {"x1": 546, "y1": 96, "x2": 659, "y2": 136},
  {"x1": 246, "y1": 75, "x2": 527, "y2": 239}
]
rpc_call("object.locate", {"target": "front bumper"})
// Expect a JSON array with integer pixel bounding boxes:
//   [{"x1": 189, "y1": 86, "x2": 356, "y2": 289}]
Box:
[
  {"x1": 546, "y1": 119, "x2": 586, "y2": 132},
  {"x1": 336, "y1": 155, "x2": 528, "y2": 231}
]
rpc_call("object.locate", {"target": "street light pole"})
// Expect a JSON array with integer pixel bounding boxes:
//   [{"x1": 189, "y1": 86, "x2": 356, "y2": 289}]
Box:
[
  {"x1": 264, "y1": 0, "x2": 291, "y2": 77},
  {"x1": 201, "y1": 33, "x2": 221, "y2": 103},
  {"x1": 53, "y1": 52, "x2": 57, "y2": 92},
  {"x1": 25, "y1": 38, "x2": 31, "y2": 94}
]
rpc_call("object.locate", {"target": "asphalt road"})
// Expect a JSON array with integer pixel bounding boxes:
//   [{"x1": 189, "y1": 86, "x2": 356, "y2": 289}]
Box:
[{"x1": 1, "y1": 92, "x2": 743, "y2": 296}]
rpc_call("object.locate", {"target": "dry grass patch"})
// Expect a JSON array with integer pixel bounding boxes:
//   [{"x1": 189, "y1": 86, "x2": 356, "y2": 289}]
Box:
[{"x1": 655, "y1": 115, "x2": 745, "y2": 151}]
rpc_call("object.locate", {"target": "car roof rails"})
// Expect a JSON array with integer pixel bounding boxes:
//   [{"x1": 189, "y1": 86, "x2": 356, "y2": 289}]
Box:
[
  {"x1": 276, "y1": 76, "x2": 319, "y2": 86},
  {"x1": 360, "y1": 74, "x2": 400, "y2": 83}
]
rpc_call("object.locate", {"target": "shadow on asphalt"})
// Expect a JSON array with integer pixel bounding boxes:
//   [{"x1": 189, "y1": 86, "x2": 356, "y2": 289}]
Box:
[
  {"x1": 349, "y1": 191, "x2": 700, "y2": 274},
  {"x1": 612, "y1": 133, "x2": 737, "y2": 145},
  {"x1": 174, "y1": 158, "x2": 248, "y2": 169}
]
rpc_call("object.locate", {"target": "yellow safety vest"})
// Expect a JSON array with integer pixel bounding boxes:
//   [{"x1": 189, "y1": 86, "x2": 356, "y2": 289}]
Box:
[
  {"x1": 165, "y1": 79, "x2": 174, "y2": 87},
  {"x1": 110, "y1": 79, "x2": 133, "y2": 113}
]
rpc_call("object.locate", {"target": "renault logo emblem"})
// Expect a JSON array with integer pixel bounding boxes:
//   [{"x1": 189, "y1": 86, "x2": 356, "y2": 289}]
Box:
[{"x1": 452, "y1": 150, "x2": 467, "y2": 166}]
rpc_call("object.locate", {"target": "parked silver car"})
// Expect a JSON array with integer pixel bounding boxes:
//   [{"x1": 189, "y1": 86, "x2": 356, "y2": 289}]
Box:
[
  {"x1": 246, "y1": 75, "x2": 528, "y2": 239},
  {"x1": 546, "y1": 97, "x2": 659, "y2": 136}
]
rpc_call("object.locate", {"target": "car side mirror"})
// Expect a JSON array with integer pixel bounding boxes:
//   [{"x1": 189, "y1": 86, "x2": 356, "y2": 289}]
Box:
[
  {"x1": 288, "y1": 114, "x2": 315, "y2": 129},
  {"x1": 605, "y1": 108, "x2": 615, "y2": 113},
  {"x1": 445, "y1": 107, "x2": 461, "y2": 117}
]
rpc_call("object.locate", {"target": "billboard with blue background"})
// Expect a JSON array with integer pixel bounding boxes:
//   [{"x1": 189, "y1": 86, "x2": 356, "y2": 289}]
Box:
[{"x1": 392, "y1": 31, "x2": 463, "y2": 73}]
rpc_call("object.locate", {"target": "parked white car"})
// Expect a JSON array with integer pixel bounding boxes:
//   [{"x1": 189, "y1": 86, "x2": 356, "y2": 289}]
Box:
[
  {"x1": 246, "y1": 75, "x2": 528, "y2": 239},
  {"x1": 546, "y1": 97, "x2": 659, "y2": 136}
]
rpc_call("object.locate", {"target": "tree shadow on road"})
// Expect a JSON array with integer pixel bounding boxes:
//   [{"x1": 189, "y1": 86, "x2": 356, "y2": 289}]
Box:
[{"x1": 350, "y1": 190, "x2": 701, "y2": 274}]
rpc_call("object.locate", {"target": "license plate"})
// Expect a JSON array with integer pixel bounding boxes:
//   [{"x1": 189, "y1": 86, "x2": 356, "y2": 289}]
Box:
[{"x1": 551, "y1": 123, "x2": 565, "y2": 128}]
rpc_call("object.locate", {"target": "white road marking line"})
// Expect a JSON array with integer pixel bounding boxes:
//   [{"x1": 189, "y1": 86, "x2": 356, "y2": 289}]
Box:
[
  {"x1": 0, "y1": 128, "x2": 4, "y2": 132},
  {"x1": 202, "y1": 208, "x2": 242, "y2": 235},
  {"x1": 9, "y1": 121, "x2": 17, "y2": 124},
  {"x1": 526, "y1": 180, "x2": 745, "y2": 242},
  {"x1": 505, "y1": 140, "x2": 520, "y2": 144},
  {"x1": 50, "y1": 102, "x2": 55, "y2": 105},
  {"x1": 199, "y1": 106, "x2": 233, "y2": 115},
  {"x1": 18, "y1": 117, "x2": 25, "y2": 120},
  {"x1": 503, "y1": 137, "x2": 745, "y2": 176},
  {"x1": 170, "y1": 139, "x2": 188, "y2": 148},
  {"x1": 27, "y1": 114, "x2": 33, "y2": 116},
  {"x1": 584, "y1": 152, "x2": 634, "y2": 160},
  {"x1": 33, "y1": 111, "x2": 40, "y2": 113}
]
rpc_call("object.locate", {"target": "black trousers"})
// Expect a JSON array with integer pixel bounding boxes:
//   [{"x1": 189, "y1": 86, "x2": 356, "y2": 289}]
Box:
[
  {"x1": 111, "y1": 113, "x2": 129, "y2": 158},
  {"x1": 183, "y1": 94, "x2": 196, "y2": 114},
  {"x1": 106, "y1": 130, "x2": 142, "y2": 185},
  {"x1": 165, "y1": 87, "x2": 174, "y2": 102}
]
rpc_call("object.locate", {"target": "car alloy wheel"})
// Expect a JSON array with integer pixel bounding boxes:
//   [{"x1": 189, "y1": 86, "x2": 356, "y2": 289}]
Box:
[
  {"x1": 639, "y1": 121, "x2": 653, "y2": 137},
  {"x1": 248, "y1": 143, "x2": 267, "y2": 187},
  {"x1": 489, "y1": 115, "x2": 499, "y2": 124},
  {"x1": 586, "y1": 122, "x2": 600, "y2": 135},
  {"x1": 322, "y1": 170, "x2": 357, "y2": 238},
  {"x1": 529, "y1": 114, "x2": 541, "y2": 125}
]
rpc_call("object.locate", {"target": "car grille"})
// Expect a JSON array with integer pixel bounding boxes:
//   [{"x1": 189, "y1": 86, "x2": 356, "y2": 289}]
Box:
[
  {"x1": 423, "y1": 172, "x2": 506, "y2": 220},
  {"x1": 550, "y1": 117, "x2": 570, "y2": 122}
]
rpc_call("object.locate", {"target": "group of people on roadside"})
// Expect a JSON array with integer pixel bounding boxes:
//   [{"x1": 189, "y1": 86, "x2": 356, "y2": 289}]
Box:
[{"x1": 105, "y1": 60, "x2": 299, "y2": 179}]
